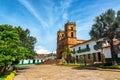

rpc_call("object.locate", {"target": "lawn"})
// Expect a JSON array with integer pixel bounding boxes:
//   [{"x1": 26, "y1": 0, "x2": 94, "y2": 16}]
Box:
[
  {"x1": 58, "y1": 63, "x2": 90, "y2": 67},
  {"x1": 99, "y1": 65, "x2": 120, "y2": 69}
]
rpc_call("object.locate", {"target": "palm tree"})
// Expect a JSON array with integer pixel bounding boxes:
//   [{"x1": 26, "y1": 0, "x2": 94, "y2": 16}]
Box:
[
  {"x1": 62, "y1": 52, "x2": 67, "y2": 59},
  {"x1": 89, "y1": 9, "x2": 120, "y2": 65},
  {"x1": 62, "y1": 47, "x2": 74, "y2": 64}
]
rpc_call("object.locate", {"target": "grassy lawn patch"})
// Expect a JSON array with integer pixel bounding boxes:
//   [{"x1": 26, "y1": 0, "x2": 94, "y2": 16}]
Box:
[
  {"x1": 58, "y1": 63, "x2": 90, "y2": 67},
  {"x1": 99, "y1": 65, "x2": 120, "y2": 69}
]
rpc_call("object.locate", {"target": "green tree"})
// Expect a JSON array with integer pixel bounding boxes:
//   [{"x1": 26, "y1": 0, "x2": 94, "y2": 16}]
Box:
[
  {"x1": 0, "y1": 24, "x2": 36, "y2": 73},
  {"x1": 89, "y1": 9, "x2": 120, "y2": 65},
  {"x1": 15, "y1": 27, "x2": 36, "y2": 58},
  {"x1": 62, "y1": 47, "x2": 74, "y2": 64},
  {"x1": 0, "y1": 25, "x2": 24, "y2": 72}
]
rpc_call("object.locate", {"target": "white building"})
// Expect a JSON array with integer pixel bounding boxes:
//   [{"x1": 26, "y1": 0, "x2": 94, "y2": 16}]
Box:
[{"x1": 71, "y1": 39, "x2": 120, "y2": 64}]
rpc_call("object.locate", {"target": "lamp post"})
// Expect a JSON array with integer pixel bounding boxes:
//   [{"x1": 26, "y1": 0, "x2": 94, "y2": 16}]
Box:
[
  {"x1": 83, "y1": 54, "x2": 86, "y2": 66},
  {"x1": 74, "y1": 54, "x2": 77, "y2": 64}
]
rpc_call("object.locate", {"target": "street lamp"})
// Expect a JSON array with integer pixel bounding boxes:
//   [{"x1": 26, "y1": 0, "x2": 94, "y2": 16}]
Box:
[{"x1": 83, "y1": 55, "x2": 86, "y2": 66}]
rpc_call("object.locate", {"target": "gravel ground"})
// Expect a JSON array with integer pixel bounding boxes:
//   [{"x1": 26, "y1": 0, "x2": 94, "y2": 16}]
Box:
[{"x1": 13, "y1": 64, "x2": 120, "y2": 80}]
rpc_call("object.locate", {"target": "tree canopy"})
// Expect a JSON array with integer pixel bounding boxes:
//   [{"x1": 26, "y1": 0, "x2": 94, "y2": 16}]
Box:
[
  {"x1": 0, "y1": 24, "x2": 36, "y2": 73},
  {"x1": 89, "y1": 9, "x2": 120, "y2": 40},
  {"x1": 62, "y1": 47, "x2": 75, "y2": 63},
  {"x1": 15, "y1": 26, "x2": 36, "y2": 58},
  {"x1": 89, "y1": 9, "x2": 120, "y2": 65}
]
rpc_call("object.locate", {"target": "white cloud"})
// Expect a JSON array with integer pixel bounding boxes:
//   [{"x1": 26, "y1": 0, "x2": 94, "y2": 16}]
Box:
[
  {"x1": 35, "y1": 45, "x2": 56, "y2": 54},
  {"x1": 35, "y1": 46, "x2": 51, "y2": 54},
  {"x1": 60, "y1": 0, "x2": 72, "y2": 12},
  {"x1": 18, "y1": 0, "x2": 48, "y2": 29},
  {"x1": 63, "y1": 13, "x2": 68, "y2": 20}
]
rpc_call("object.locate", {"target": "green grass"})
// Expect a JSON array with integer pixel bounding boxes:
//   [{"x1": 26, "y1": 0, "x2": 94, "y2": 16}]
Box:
[
  {"x1": 99, "y1": 65, "x2": 120, "y2": 69},
  {"x1": 58, "y1": 63, "x2": 90, "y2": 67}
]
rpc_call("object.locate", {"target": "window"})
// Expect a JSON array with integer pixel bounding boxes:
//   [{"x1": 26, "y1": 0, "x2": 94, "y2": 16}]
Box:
[
  {"x1": 71, "y1": 32, "x2": 74, "y2": 37},
  {"x1": 86, "y1": 44, "x2": 89, "y2": 48},
  {"x1": 73, "y1": 48, "x2": 75, "y2": 54},
  {"x1": 62, "y1": 34, "x2": 64, "y2": 37},
  {"x1": 71, "y1": 27, "x2": 73, "y2": 30},
  {"x1": 88, "y1": 54, "x2": 90, "y2": 59},
  {"x1": 73, "y1": 48, "x2": 75, "y2": 51}
]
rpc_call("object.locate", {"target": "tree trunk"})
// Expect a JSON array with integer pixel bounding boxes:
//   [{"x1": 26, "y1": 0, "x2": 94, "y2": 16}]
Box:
[
  {"x1": 67, "y1": 55, "x2": 70, "y2": 64},
  {"x1": 0, "y1": 66, "x2": 5, "y2": 74},
  {"x1": 3, "y1": 64, "x2": 7, "y2": 73},
  {"x1": 84, "y1": 55, "x2": 86, "y2": 66},
  {"x1": 74, "y1": 57, "x2": 77, "y2": 64},
  {"x1": 110, "y1": 40, "x2": 118, "y2": 65}
]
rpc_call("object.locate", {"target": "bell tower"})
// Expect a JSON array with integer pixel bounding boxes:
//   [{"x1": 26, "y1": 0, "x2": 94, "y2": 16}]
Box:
[
  {"x1": 57, "y1": 21, "x2": 78, "y2": 59},
  {"x1": 57, "y1": 30, "x2": 64, "y2": 41},
  {"x1": 64, "y1": 21, "x2": 76, "y2": 38},
  {"x1": 57, "y1": 30, "x2": 65, "y2": 59},
  {"x1": 64, "y1": 21, "x2": 77, "y2": 49}
]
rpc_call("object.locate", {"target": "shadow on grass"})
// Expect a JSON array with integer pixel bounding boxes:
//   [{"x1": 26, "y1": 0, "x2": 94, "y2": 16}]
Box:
[
  {"x1": 72, "y1": 66, "x2": 120, "y2": 72},
  {"x1": 72, "y1": 66, "x2": 98, "y2": 70}
]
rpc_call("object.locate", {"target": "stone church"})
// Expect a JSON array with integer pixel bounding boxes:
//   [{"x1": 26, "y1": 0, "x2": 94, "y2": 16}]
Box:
[{"x1": 56, "y1": 21, "x2": 86, "y2": 59}]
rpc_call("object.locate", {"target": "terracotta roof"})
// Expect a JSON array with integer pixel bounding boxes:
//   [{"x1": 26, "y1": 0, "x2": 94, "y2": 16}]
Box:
[
  {"x1": 77, "y1": 39, "x2": 87, "y2": 41},
  {"x1": 71, "y1": 38, "x2": 120, "y2": 48},
  {"x1": 71, "y1": 39, "x2": 92, "y2": 48},
  {"x1": 34, "y1": 54, "x2": 47, "y2": 59}
]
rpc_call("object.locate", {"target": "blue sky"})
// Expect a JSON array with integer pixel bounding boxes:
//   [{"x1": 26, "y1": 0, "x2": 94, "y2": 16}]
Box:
[{"x1": 0, "y1": 0, "x2": 120, "y2": 54}]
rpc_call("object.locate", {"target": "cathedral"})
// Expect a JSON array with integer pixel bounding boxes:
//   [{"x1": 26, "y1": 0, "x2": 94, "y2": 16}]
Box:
[{"x1": 56, "y1": 21, "x2": 86, "y2": 59}]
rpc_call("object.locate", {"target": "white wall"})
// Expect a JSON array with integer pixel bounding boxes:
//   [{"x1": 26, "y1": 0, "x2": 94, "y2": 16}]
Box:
[
  {"x1": 103, "y1": 47, "x2": 111, "y2": 58},
  {"x1": 24, "y1": 60, "x2": 29, "y2": 64},
  {"x1": 30, "y1": 60, "x2": 33, "y2": 63},
  {"x1": 118, "y1": 54, "x2": 120, "y2": 57},
  {"x1": 19, "y1": 60, "x2": 22, "y2": 64},
  {"x1": 73, "y1": 40, "x2": 101, "y2": 56},
  {"x1": 72, "y1": 40, "x2": 120, "y2": 59}
]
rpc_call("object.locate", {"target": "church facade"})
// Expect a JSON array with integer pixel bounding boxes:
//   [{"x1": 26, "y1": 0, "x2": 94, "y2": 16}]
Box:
[{"x1": 56, "y1": 22, "x2": 85, "y2": 59}]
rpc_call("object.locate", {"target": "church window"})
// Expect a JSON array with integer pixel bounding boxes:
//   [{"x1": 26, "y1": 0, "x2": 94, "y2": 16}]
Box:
[
  {"x1": 71, "y1": 32, "x2": 74, "y2": 37},
  {"x1": 71, "y1": 27, "x2": 73, "y2": 30},
  {"x1": 62, "y1": 34, "x2": 64, "y2": 37}
]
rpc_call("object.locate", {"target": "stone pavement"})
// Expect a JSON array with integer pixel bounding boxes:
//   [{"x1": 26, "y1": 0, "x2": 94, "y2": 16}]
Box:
[{"x1": 13, "y1": 64, "x2": 120, "y2": 80}]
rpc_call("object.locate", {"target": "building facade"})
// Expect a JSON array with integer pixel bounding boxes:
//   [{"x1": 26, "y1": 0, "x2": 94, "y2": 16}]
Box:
[
  {"x1": 57, "y1": 22, "x2": 85, "y2": 59},
  {"x1": 71, "y1": 39, "x2": 120, "y2": 64}
]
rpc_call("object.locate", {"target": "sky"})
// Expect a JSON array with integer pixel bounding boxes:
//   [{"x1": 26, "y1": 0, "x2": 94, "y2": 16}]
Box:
[{"x1": 0, "y1": 0, "x2": 120, "y2": 54}]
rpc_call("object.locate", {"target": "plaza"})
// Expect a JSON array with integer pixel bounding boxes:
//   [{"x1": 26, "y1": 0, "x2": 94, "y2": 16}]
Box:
[{"x1": 13, "y1": 64, "x2": 120, "y2": 80}]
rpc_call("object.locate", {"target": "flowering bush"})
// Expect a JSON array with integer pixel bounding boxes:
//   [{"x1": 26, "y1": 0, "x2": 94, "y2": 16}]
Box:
[{"x1": 5, "y1": 70, "x2": 16, "y2": 80}]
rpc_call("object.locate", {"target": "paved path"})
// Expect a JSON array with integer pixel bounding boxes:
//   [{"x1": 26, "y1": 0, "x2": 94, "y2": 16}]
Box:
[{"x1": 13, "y1": 64, "x2": 120, "y2": 80}]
